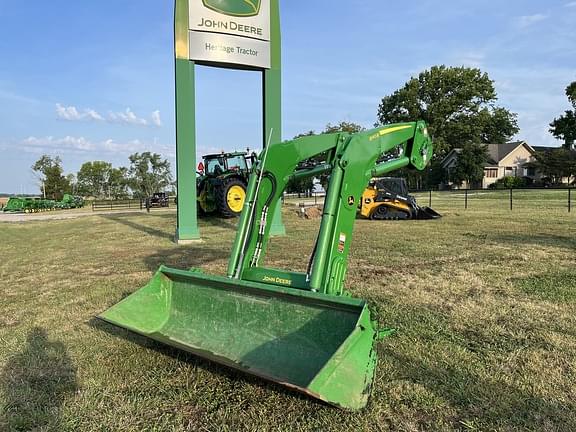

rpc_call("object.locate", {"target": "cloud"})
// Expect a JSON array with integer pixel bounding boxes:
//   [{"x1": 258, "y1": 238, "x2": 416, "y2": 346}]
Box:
[
  {"x1": 515, "y1": 14, "x2": 548, "y2": 28},
  {"x1": 566, "y1": 1, "x2": 576, "y2": 7},
  {"x1": 102, "y1": 139, "x2": 146, "y2": 153},
  {"x1": 454, "y1": 51, "x2": 486, "y2": 68},
  {"x1": 85, "y1": 109, "x2": 105, "y2": 121},
  {"x1": 17, "y1": 135, "x2": 174, "y2": 157},
  {"x1": 22, "y1": 136, "x2": 95, "y2": 153},
  {"x1": 151, "y1": 110, "x2": 163, "y2": 127},
  {"x1": 108, "y1": 108, "x2": 148, "y2": 126},
  {"x1": 56, "y1": 104, "x2": 105, "y2": 122},
  {"x1": 56, "y1": 104, "x2": 162, "y2": 128}
]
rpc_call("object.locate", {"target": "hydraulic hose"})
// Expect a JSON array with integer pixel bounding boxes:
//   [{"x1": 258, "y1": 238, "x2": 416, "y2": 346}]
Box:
[{"x1": 250, "y1": 172, "x2": 277, "y2": 267}]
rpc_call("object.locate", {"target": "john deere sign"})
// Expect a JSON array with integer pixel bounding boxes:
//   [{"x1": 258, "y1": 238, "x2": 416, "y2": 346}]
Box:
[
  {"x1": 175, "y1": 0, "x2": 284, "y2": 242},
  {"x1": 189, "y1": 0, "x2": 271, "y2": 69}
]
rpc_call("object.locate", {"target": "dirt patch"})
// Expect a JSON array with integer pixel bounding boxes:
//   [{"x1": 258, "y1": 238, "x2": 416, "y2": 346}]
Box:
[{"x1": 297, "y1": 206, "x2": 322, "y2": 219}]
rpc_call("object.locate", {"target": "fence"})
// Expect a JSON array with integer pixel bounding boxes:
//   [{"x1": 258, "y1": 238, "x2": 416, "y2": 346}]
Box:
[
  {"x1": 91, "y1": 199, "x2": 144, "y2": 211},
  {"x1": 411, "y1": 188, "x2": 574, "y2": 213},
  {"x1": 283, "y1": 192, "x2": 326, "y2": 206}
]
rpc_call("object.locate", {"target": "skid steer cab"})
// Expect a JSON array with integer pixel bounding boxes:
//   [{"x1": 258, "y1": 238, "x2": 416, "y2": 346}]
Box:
[
  {"x1": 100, "y1": 121, "x2": 433, "y2": 410},
  {"x1": 196, "y1": 151, "x2": 256, "y2": 218}
]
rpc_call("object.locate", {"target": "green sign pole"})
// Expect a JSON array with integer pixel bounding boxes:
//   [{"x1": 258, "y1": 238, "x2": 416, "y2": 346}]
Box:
[
  {"x1": 174, "y1": 0, "x2": 285, "y2": 242},
  {"x1": 175, "y1": 0, "x2": 200, "y2": 242},
  {"x1": 265, "y1": 0, "x2": 285, "y2": 236}
]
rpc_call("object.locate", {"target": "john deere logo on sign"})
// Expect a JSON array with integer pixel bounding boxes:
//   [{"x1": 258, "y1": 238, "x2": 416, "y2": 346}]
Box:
[{"x1": 203, "y1": 0, "x2": 261, "y2": 17}]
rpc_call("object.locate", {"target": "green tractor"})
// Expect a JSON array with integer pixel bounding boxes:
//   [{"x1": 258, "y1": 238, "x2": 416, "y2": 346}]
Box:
[{"x1": 196, "y1": 151, "x2": 256, "y2": 218}]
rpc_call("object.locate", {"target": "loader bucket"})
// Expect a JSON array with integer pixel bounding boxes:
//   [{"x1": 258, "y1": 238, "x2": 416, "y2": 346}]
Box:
[
  {"x1": 416, "y1": 206, "x2": 442, "y2": 219},
  {"x1": 99, "y1": 266, "x2": 379, "y2": 410}
]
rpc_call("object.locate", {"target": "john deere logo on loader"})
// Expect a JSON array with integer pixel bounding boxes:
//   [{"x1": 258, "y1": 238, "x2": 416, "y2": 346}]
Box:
[{"x1": 203, "y1": 0, "x2": 262, "y2": 17}]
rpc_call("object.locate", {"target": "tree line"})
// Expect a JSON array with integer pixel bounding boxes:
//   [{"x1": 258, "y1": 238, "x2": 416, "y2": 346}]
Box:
[
  {"x1": 31, "y1": 152, "x2": 173, "y2": 200},
  {"x1": 291, "y1": 66, "x2": 576, "y2": 191}
]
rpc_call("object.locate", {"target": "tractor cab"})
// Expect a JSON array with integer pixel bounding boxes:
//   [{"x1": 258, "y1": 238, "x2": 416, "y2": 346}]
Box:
[
  {"x1": 200, "y1": 152, "x2": 254, "y2": 177},
  {"x1": 371, "y1": 177, "x2": 409, "y2": 196}
]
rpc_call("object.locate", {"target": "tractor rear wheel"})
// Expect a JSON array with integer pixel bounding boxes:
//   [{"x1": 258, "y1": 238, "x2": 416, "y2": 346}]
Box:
[{"x1": 216, "y1": 178, "x2": 247, "y2": 218}]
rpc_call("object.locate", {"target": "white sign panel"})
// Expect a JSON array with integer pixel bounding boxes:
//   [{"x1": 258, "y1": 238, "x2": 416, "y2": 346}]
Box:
[
  {"x1": 189, "y1": 32, "x2": 270, "y2": 69},
  {"x1": 189, "y1": 0, "x2": 271, "y2": 69}
]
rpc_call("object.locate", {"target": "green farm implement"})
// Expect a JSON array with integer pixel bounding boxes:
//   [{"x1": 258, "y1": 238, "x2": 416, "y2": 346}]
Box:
[
  {"x1": 100, "y1": 122, "x2": 433, "y2": 410},
  {"x1": 2, "y1": 194, "x2": 84, "y2": 213}
]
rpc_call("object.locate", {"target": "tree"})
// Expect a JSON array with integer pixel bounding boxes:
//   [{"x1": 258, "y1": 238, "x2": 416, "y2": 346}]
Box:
[
  {"x1": 108, "y1": 167, "x2": 130, "y2": 199},
  {"x1": 127, "y1": 152, "x2": 172, "y2": 198},
  {"x1": 77, "y1": 162, "x2": 129, "y2": 199},
  {"x1": 529, "y1": 149, "x2": 576, "y2": 185},
  {"x1": 550, "y1": 111, "x2": 576, "y2": 149},
  {"x1": 566, "y1": 81, "x2": 576, "y2": 108},
  {"x1": 77, "y1": 161, "x2": 112, "y2": 198},
  {"x1": 286, "y1": 176, "x2": 314, "y2": 196},
  {"x1": 377, "y1": 66, "x2": 519, "y2": 157},
  {"x1": 31, "y1": 155, "x2": 71, "y2": 200},
  {"x1": 324, "y1": 121, "x2": 365, "y2": 134},
  {"x1": 293, "y1": 130, "x2": 316, "y2": 140},
  {"x1": 292, "y1": 121, "x2": 366, "y2": 139},
  {"x1": 451, "y1": 143, "x2": 490, "y2": 187},
  {"x1": 549, "y1": 81, "x2": 576, "y2": 149}
]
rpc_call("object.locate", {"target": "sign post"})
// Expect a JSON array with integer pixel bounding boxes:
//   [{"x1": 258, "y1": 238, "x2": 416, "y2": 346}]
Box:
[{"x1": 175, "y1": 0, "x2": 284, "y2": 243}]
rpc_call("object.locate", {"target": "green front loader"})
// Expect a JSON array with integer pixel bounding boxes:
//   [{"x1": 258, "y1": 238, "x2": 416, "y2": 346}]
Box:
[{"x1": 99, "y1": 122, "x2": 433, "y2": 410}]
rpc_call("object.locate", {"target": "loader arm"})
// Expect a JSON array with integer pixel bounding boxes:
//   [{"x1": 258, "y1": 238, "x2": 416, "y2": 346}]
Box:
[{"x1": 228, "y1": 121, "x2": 432, "y2": 295}]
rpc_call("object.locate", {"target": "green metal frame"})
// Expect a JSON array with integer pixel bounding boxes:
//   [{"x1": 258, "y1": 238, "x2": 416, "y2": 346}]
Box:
[{"x1": 174, "y1": 0, "x2": 284, "y2": 242}]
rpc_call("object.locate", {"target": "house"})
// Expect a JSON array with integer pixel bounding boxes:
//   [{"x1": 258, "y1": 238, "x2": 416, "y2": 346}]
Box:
[{"x1": 441, "y1": 141, "x2": 539, "y2": 189}]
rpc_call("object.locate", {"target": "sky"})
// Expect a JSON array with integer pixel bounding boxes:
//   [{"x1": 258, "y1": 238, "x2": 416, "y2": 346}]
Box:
[{"x1": 0, "y1": 0, "x2": 574, "y2": 194}]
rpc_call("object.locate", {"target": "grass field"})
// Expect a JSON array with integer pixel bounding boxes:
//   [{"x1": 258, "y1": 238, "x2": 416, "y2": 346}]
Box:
[
  {"x1": 0, "y1": 197, "x2": 575, "y2": 431},
  {"x1": 412, "y1": 188, "x2": 573, "y2": 212}
]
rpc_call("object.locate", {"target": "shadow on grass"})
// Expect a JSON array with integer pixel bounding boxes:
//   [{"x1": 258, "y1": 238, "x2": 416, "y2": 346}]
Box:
[
  {"x1": 102, "y1": 212, "x2": 240, "y2": 243},
  {"x1": 143, "y1": 245, "x2": 230, "y2": 272},
  {"x1": 199, "y1": 215, "x2": 238, "y2": 230},
  {"x1": 489, "y1": 233, "x2": 576, "y2": 250},
  {"x1": 101, "y1": 213, "x2": 173, "y2": 241},
  {"x1": 1, "y1": 328, "x2": 78, "y2": 431}
]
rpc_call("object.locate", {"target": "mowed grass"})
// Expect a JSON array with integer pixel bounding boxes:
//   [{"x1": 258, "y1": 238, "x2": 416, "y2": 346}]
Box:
[
  {"x1": 0, "y1": 198, "x2": 575, "y2": 431},
  {"x1": 412, "y1": 189, "x2": 574, "y2": 212}
]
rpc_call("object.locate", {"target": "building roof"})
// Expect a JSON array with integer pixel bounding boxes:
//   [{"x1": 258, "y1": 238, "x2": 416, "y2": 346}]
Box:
[
  {"x1": 485, "y1": 141, "x2": 527, "y2": 164},
  {"x1": 442, "y1": 141, "x2": 534, "y2": 168},
  {"x1": 532, "y1": 146, "x2": 558, "y2": 153},
  {"x1": 440, "y1": 148, "x2": 462, "y2": 168}
]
